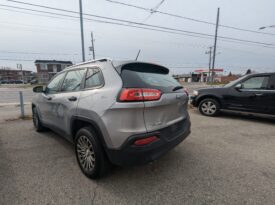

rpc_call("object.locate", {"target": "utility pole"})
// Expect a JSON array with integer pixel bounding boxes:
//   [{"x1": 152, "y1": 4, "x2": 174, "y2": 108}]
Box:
[
  {"x1": 205, "y1": 47, "x2": 212, "y2": 82},
  {"x1": 211, "y1": 7, "x2": 220, "y2": 85},
  {"x1": 79, "y1": 0, "x2": 85, "y2": 62},
  {"x1": 89, "y1": 32, "x2": 95, "y2": 60},
  {"x1": 17, "y1": 64, "x2": 23, "y2": 82}
]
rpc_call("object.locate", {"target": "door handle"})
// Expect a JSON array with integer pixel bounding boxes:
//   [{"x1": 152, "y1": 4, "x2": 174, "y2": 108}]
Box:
[
  {"x1": 255, "y1": 93, "x2": 263, "y2": 97},
  {"x1": 46, "y1": 97, "x2": 52, "y2": 101},
  {"x1": 68, "y1": 96, "x2": 77, "y2": 101}
]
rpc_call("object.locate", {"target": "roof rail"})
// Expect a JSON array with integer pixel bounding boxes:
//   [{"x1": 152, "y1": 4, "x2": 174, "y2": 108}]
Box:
[{"x1": 65, "y1": 58, "x2": 112, "y2": 69}]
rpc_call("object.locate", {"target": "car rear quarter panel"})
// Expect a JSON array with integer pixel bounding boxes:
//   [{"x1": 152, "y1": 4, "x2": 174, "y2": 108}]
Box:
[{"x1": 76, "y1": 62, "x2": 146, "y2": 149}]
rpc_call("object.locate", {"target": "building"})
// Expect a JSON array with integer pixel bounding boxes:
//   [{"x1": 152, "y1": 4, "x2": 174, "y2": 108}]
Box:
[
  {"x1": 173, "y1": 74, "x2": 193, "y2": 83},
  {"x1": 35, "y1": 60, "x2": 73, "y2": 83},
  {"x1": 216, "y1": 74, "x2": 241, "y2": 84},
  {"x1": 0, "y1": 67, "x2": 33, "y2": 82},
  {"x1": 194, "y1": 69, "x2": 224, "y2": 82},
  {"x1": 174, "y1": 69, "x2": 224, "y2": 83}
]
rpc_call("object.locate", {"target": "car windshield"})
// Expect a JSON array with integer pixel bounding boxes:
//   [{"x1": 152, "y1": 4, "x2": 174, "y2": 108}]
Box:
[{"x1": 223, "y1": 75, "x2": 246, "y2": 88}]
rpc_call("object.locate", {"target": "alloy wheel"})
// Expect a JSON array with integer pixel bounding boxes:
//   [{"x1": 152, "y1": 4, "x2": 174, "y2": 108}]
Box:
[
  {"x1": 76, "y1": 135, "x2": 96, "y2": 172},
  {"x1": 201, "y1": 101, "x2": 217, "y2": 115}
]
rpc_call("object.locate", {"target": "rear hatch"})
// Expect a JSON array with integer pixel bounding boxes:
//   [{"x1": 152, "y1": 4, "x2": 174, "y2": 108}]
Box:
[{"x1": 117, "y1": 62, "x2": 188, "y2": 132}]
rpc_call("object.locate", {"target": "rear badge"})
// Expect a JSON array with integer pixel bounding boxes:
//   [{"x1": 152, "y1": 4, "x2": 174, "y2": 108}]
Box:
[{"x1": 152, "y1": 121, "x2": 162, "y2": 126}]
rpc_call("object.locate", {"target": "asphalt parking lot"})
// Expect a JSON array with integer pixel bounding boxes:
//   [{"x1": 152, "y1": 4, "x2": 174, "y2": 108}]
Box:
[{"x1": 0, "y1": 109, "x2": 274, "y2": 205}]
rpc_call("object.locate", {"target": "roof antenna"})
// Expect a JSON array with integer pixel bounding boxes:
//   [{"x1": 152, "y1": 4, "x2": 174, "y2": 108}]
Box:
[{"x1": 135, "y1": 49, "x2": 141, "y2": 60}]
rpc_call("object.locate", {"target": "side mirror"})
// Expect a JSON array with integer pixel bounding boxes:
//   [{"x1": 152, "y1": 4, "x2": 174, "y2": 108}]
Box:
[
  {"x1": 33, "y1": 86, "x2": 44, "y2": 93},
  {"x1": 235, "y1": 83, "x2": 242, "y2": 90}
]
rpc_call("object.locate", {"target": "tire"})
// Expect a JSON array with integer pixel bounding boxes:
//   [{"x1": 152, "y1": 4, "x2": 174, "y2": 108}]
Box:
[
  {"x1": 32, "y1": 107, "x2": 46, "y2": 132},
  {"x1": 198, "y1": 98, "x2": 220, "y2": 117},
  {"x1": 75, "y1": 127, "x2": 110, "y2": 179}
]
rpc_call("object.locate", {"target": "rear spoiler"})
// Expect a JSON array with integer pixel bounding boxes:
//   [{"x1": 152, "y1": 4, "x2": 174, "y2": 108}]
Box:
[{"x1": 112, "y1": 61, "x2": 169, "y2": 74}]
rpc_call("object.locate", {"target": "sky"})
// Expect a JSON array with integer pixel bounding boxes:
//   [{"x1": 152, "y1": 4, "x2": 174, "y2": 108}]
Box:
[{"x1": 0, "y1": 0, "x2": 275, "y2": 75}]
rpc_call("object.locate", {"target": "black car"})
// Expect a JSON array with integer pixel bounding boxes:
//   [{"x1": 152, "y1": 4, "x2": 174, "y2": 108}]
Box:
[{"x1": 190, "y1": 72, "x2": 275, "y2": 116}]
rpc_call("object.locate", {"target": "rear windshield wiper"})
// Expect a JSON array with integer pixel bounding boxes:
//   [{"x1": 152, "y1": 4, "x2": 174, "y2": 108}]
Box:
[{"x1": 172, "y1": 86, "x2": 183, "y2": 91}]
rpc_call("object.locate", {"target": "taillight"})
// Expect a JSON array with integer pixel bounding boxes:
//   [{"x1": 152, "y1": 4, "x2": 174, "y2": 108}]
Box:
[
  {"x1": 119, "y1": 88, "x2": 161, "y2": 102},
  {"x1": 134, "y1": 136, "x2": 158, "y2": 146}
]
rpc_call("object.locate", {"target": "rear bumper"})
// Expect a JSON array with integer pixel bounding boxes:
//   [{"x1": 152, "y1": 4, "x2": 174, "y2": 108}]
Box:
[{"x1": 105, "y1": 116, "x2": 191, "y2": 166}]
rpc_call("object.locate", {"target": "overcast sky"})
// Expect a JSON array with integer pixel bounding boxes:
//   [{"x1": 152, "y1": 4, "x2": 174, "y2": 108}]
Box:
[{"x1": 0, "y1": 0, "x2": 275, "y2": 74}]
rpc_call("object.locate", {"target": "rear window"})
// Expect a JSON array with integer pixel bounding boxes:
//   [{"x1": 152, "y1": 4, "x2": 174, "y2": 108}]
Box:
[{"x1": 120, "y1": 63, "x2": 181, "y2": 93}]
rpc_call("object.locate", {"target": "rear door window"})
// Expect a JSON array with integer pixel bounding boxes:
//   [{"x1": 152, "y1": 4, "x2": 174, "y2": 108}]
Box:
[
  {"x1": 85, "y1": 68, "x2": 104, "y2": 89},
  {"x1": 120, "y1": 63, "x2": 181, "y2": 93},
  {"x1": 61, "y1": 69, "x2": 86, "y2": 92}
]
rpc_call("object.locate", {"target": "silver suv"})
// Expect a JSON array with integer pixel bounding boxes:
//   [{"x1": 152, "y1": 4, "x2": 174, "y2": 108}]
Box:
[{"x1": 32, "y1": 59, "x2": 191, "y2": 179}]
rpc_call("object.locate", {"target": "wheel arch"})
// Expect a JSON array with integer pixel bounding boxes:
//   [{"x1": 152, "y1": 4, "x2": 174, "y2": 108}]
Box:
[
  {"x1": 197, "y1": 95, "x2": 222, "y2": 108},
  {"x1": 70, "y1": 116, "x2": 107, "y2": 148}
]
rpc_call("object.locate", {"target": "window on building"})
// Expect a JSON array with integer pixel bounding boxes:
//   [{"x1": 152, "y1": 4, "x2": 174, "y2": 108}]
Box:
[
  {"x1": 40, "y1": 64, "x2": 47, "y2": 70},
  {"x1": 53, "y1": 65, "x2": 57, "y2": 73}
]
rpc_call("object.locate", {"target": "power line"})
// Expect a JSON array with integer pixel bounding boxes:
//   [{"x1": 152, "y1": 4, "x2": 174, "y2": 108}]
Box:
[
  {"x1": 0, "y1": 50, "x2": 80, "y2": 55},
  {"x1": 0, "y1": 6, "x2": 215, "y2": 42},
  {"x1": 2, "y1": 2, "x2": 218, "y2": 38},
  {"x1": 2, "y1": 2, "x2": 275, "y2": 48},
  {"x1": 0, "y1": 58, "x2": 34, "y2": 61},
  {"x1": 105, "y1": 0, "x2": 275, "y2": 37},
  {"x1": 5, "y1": 1, "x2": 275, "y2": 47},
  {"x1": 0, "y1": 7, "x2": 73, "y2": 20},
  {"x1": 0, "y1": 4, "x2": 217, "y2": 40},
  {"x1": 142, "y1": 0, "x2": 165, "y2": 22}
]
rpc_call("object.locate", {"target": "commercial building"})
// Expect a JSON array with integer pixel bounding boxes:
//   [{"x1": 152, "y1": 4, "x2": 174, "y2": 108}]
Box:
[
  {"x1": 174, "y1": 68, "x2": 225, "y2": 83},
  {"x1": 35, "y1": 60, "x2": 73, "y2": 83},
  {"x1": 0, "y1": 67, "x2": 33, "y2": 82},
  {"x1": 174, "y1": 68, "x2": 241, "y2": 84}
]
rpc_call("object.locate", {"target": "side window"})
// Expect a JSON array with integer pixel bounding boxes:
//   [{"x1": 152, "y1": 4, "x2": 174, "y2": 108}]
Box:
[
  {"x1": 46, "y1": 72, "x2": 66, "y2": 94},
  {"x1": 242, "y1": 76, "x2": 270, "y2": 90},
  {"x1": 61, "y1": 69, "x2": 86, "y2": 92},
  {"x1": 85, "y1": 68, "x2": 104, "y2": 89}
]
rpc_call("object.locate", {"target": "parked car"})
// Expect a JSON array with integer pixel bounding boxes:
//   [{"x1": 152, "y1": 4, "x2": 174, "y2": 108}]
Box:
[
  {"x1": 32, "y1": 59, "x2": 191, "y2": 179},
  {"x1": 0, "y1": 80, "x2": 10, "y2": 84},
  {"x1": 3, "y1": 80, "x2": 24, "y2": 84},
  {"x1": 190, "y1": 72, "x2": 275, "y2": 116},
  {"x1": 30, "y1": 79, "x2": 38, "y2": 85}
]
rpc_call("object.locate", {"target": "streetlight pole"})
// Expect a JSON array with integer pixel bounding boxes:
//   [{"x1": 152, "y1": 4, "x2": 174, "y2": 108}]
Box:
[{"x1": 79, "y1": 0, "x2": 85, "y2": 62}]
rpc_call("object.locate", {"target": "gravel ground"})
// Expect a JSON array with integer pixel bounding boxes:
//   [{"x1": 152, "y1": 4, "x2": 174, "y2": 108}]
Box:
[
  {"x1": 0, "y1": 110, "x2": 274, "y2": 205},
  {"x1": 0, "y1": 104, "x2": 32, "y2": 123}
]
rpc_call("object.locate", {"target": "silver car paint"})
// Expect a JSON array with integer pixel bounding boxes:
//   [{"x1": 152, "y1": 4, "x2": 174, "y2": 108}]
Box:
[
  {"x1": 144, "y1": 93, "x2": 188, "y2": 132},
  {"x1": 32, "y1": 60, "x2": 188, "y2": 149}
]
